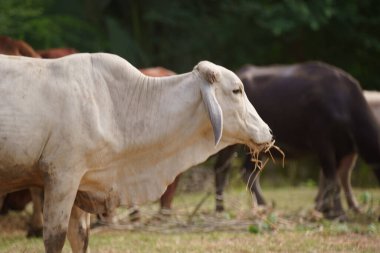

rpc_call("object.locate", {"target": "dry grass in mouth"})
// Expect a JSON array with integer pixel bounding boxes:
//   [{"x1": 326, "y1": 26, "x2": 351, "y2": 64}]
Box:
[{"x1": 247, "y1": 140, "x2": 285, "y2": 193}]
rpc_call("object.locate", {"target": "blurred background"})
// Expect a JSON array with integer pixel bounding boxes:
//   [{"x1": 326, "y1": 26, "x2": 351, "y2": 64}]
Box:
[{"x1": 1, "y1": 0, "x2": 379, "y2": 187}]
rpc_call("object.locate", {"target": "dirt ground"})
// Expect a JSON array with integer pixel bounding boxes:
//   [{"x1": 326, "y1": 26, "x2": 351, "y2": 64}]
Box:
[{"x1": 0, "y1": 186, "x2": 379, "y2": 253}]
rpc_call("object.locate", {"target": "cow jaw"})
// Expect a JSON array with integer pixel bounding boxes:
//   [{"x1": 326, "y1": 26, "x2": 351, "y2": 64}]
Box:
[{"x1": 244, "y1": 97, "x2": 272, "y2": 149}]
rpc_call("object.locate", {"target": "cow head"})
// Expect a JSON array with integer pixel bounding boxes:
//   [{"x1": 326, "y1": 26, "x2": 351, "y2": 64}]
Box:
[{"x1": 194, "y1": 61, "x2": 272, "y2": 150}]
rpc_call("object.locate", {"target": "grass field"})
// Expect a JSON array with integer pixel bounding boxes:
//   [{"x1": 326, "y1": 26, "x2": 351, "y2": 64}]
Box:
[{"x1": 0, "y1": 186, "x2": 379, "y2": 253}]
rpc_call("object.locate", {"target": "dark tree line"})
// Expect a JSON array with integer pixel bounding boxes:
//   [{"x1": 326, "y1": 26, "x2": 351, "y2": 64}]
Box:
[{"x1": 1, "y1": 0, "x2": 380, "y2": 88}]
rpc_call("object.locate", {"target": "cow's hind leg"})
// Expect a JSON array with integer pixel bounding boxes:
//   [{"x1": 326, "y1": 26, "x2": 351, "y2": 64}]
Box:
[
  {"x1": 317, "y1": 153, "x2": 359, "y2": 214},
  {"x1": 27, "y1": 187, "x2": 44, "y2": 237},
  {"x1": 338, "y1": 153, "x2": 360, "y2": 212},
  {"x1": 43, "y1": 171, "x2": 81, "y2": 253},
  {"x1": 68, "y1": 206, "x2": 90, "y2": 253}
]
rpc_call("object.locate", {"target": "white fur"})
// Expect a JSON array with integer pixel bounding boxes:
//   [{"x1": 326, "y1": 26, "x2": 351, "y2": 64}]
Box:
[{"x1": 364, "y1": 90, "x2": 380, "y2": 123}]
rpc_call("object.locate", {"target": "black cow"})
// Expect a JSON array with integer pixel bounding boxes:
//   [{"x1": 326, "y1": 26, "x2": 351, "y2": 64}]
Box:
[
  {"x1": 157, "y1": 61, "x2": 380, "y2": 220},
  {"x1": 214, "y1": 62, "x2": 380, "y2": 219}
]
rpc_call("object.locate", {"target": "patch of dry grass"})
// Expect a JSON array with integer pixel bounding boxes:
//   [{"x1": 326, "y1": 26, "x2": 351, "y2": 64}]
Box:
[{"x1": 0, "y1": 186, "x2": 379, "y2": 253}]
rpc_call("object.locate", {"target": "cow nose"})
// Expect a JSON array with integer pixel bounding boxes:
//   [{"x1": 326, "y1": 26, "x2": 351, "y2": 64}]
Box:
[{"x1": 258, "y1": 124, "x2": 272, "y2": 144}]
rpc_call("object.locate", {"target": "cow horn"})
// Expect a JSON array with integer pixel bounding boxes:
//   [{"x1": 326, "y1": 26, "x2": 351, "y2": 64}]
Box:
[{"x1": 200, "y1": 83, "x2": 223, "y2": 146}]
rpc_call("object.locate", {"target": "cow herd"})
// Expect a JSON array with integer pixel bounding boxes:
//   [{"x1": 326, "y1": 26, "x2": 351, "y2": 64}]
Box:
[{"x1": 0, "y1": 36, "x2": 379, "y2": 253}]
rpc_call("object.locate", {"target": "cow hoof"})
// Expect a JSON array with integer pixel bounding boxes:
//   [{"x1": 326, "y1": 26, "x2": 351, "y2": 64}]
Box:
[
  {"x1": 27, "y1": 227, "x2": 43, "y2": 238},
  {"x1": 215, "y1": 205, "x2": 224, "y2": 213}
]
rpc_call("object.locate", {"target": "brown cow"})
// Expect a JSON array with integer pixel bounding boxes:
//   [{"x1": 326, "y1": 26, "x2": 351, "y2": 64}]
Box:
[
  {"x1": 0, "y1": 36, "x2": 40, "y2": 57},
  {"x1": 37, "y1": 48, "x2": 78, "y2": 58}
]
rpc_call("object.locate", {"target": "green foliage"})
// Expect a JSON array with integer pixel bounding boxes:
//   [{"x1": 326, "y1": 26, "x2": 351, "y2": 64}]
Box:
[
  {"x1": 2, "y1": 0, "x2": 380, "y2": 89},
  {"x1": 248, "y1": 224, "x2": 260, "y2": 234},
  {"x1": 0, "y1": 0, "x2": 103, "y2": 50},
  {"x1": 0, "y1": 0, "x2": 46, "y2": 37}
]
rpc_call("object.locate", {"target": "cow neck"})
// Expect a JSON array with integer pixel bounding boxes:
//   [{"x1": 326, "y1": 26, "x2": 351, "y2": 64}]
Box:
[
  {"x1": 108, "y1": 70, "x2": 205, "y2": 149},
  {"x1": 83, "y1": 64, "x2": 226, "y2": 206}
]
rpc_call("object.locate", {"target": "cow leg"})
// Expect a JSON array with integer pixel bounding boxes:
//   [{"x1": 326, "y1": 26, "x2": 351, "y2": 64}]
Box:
[
  {"x1": 315, "y1": 170, "x2": 325, "y2": 211},
  {"x1": 43, "y1": 172, "x2": 81, "y2": 253},
  {"x1": 315, "y1": 143, "x2": 345, "y2": 219},
  {"x1": 0, "y1": 194, "x2": 4, "y2": 213},
  {"x1": 338, "y1": 153, "x2": 360, "y2": 212},
  {"x1": 214, "y1": 145, "x2": 237, "y2": 212},
  {"x1": 160, "y1": 174, "x2": 181, "y2": 214},
  {"x1": 317, "y1": 153, "x2": 359, "y2": 213},
  {"x1": 27, "y1": 187, "x2": 44, "y2": 237},
  {"x1": 241, "y1": 154, "x2": 266, "y2": 206},
  {"x1": 68, "y1": 206, "x2": 90, "y2": 253}
]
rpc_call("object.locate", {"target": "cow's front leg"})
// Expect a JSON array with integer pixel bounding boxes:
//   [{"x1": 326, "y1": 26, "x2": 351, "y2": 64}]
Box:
[
  {"x1": 43, "y1": 171, "x2": 81, "y2": 253},
  {"x1": 315, "y1": 140, "x2": 345, "y2": 220},
  {"x1": 68, "y1": 205, "x2": 90, "y2": 253}
]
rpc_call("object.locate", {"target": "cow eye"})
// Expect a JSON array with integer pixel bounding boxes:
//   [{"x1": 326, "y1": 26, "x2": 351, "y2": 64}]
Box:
[{"x1": 233, "y1": 88, "x2": 242, "y2": 94}]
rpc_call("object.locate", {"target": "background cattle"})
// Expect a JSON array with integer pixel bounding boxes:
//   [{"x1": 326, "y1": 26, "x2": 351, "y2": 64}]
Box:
[
  {"x1": 221, "y1": 62, "x2": 380, "y2": 219},
  {"x1": 0, "y1": 36, "x2": 40, "y2": 57},
  {"x1": 37, "y1": 48, "x2": 79, "y2": 58}
]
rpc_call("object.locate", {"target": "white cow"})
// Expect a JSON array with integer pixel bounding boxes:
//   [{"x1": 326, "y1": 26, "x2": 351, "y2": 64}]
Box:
[{"x1": 0, "y1": 53, "x2": 272, "y2": 253}]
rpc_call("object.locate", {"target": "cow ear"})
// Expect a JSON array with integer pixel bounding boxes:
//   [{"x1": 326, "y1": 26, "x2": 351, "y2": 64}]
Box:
[
  {"x1": 199, "y1": 79, "x2": 223, "y2": 146},
  {"x1": 194, "y1": 61, "x2": 220, "y2": 84},
  {"x1": 195, "y1": 61, "x2": 223, "y2": 145},
  {"x1": 200, "y1": 84, "x2": 223, "y2": 145}
]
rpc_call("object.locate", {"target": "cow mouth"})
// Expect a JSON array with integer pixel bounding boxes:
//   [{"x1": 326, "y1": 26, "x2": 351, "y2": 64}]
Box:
[
  {"x1": 246, "y1": 139, "x2": 285, "y2": 181},
  {"x1": 247, "y1": 139, "x2": 273, "y2": 153}
]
